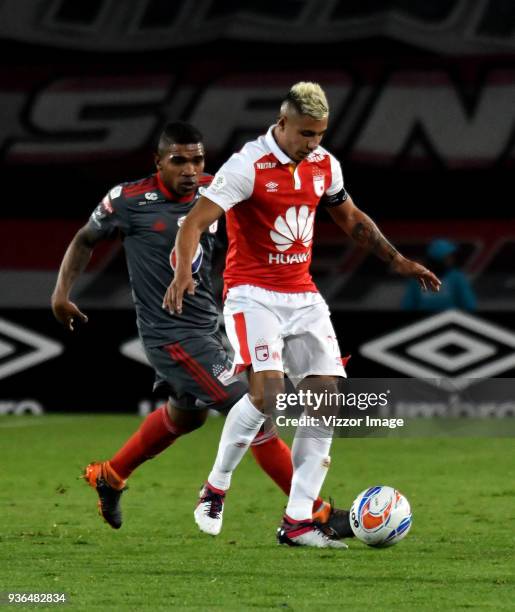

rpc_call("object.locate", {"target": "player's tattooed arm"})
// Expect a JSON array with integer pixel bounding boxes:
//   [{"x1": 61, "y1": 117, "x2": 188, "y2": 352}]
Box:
[
  {"x1": 51, "y1": 224, "x2": 103, "y2": 330},
  {"x1": 327, "y1": 195, "x2": 399, "y2": 262},
  {"x1": 350, "y1": 219, "x2": 399, "y2": 263},
  {"x1": 328, "y1": 195, "x2": 441, "y2": 291}
]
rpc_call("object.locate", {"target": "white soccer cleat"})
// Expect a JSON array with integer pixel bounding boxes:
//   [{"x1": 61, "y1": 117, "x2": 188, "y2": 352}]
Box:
[
  {"x1": 277, "y1": 515, "x2": 348, "y2": 549},
  {"x1": 194, "y1": 483, "x2": 225, "y2": 536}
]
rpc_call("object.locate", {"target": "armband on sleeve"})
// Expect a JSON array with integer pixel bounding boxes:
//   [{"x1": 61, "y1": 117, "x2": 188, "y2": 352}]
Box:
[{"x1": 320, "y1": 188, "x2": 348, "y2": 208}]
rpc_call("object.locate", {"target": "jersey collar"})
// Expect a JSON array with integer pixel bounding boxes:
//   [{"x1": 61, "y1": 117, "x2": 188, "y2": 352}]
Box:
[
  {"x1": 265, "y1": 125, "x2": 325, "y2": 166},
  {"x1": 156, "y1": 172, "x2": 194, "y2": 203},
  {"x1": 265, "y1": 125, "x2": 294, "y2": 165}
]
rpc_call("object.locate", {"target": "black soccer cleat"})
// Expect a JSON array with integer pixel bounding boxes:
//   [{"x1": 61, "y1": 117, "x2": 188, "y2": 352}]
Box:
[
  {"x1": 83, "y1": 462, "x2": 126, "y2": 529},
  {"x1": 317, "y1": 506, "x2": 355, "y2": 540}
]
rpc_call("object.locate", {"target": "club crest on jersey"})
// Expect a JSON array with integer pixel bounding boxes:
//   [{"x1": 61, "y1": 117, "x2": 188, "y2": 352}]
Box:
[
  {"x1": 313, "y1": 173, "x2": 325, "y2": 197},
  {"x1": 255, "y1": 342, "x2": 269, "y2": 362},
  {"x1": 170, "y1": 243, "x2": 203, "y2": 274}
]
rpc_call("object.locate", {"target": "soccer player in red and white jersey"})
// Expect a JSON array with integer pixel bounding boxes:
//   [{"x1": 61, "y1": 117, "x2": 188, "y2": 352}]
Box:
[{"x1": 164, "y1": 83, "x2": 440, "y2": 548}]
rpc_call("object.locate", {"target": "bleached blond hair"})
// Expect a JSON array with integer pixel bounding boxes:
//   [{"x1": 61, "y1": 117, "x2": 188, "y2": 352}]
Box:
[{"x1": 280, "y1": 82, "x2": 329, "y2": 120}]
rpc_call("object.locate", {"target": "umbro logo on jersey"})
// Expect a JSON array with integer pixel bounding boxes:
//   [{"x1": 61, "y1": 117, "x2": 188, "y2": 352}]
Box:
[
  {"x1": 145, "y1": 192, "x2": 158, "y2": 200},
  {"x1": 265, "y1": 181, "x2": 279, "y2": 192},
  {"x1": 257, "y1": 162, "x2": 277, "y2": 169}
]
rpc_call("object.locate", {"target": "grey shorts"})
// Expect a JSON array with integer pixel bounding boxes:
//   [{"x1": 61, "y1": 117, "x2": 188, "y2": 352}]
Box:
[{"x1": 145, "y1": 332, "x2": 247, "y2": 412}]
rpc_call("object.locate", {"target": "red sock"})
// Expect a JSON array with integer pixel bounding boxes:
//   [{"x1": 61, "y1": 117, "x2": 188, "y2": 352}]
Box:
[
  {"x1": 250, "y1": 433, "x2": 323, "y2": 512},
  {"x1": 109, "y1": 405, "x2": 186, "y2": 479}
]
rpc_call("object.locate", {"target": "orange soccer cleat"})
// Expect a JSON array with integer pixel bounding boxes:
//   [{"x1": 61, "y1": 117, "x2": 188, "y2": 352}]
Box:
[{"x1": 83, "y1": 461, "x2": 127, "y2": 529}]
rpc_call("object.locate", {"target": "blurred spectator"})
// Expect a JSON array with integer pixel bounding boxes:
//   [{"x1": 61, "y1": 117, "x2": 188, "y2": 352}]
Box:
[{"x1": 401, "y1": 239, "x2": 476, "y2": 311}]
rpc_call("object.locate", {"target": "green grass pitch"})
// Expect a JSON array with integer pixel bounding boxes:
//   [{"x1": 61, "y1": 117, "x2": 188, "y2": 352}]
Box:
[{"x1": 1, "y1": 414, "x2": 514, "y2": 610}]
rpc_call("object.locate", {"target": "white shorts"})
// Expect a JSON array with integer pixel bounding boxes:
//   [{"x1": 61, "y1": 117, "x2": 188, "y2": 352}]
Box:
[{"x1": 224, "y1": 285, "x2": 346, "y2": 382}]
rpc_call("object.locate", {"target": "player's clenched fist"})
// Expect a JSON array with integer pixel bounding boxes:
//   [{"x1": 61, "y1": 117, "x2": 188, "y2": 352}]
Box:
[{"x1": 162, "y1": 272, "x2": 196, "y2": 315}]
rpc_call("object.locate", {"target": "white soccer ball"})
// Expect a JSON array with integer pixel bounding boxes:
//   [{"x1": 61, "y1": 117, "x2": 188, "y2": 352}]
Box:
[{"x1": 350, "y1": 486, "x2": 412, "y2": 547}]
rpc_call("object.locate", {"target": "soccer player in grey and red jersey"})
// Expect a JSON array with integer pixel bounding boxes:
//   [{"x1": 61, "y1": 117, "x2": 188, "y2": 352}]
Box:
[
  {"x1": 164, "y1": 84, "x2": 441, "y2": 548},
  {"x1": 52, "y1": 122, "x2": 346, "y2": 533}
]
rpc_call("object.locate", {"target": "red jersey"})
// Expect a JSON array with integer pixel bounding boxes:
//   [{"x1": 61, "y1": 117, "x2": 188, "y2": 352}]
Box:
[{"x1": 203, "y1": 126, "x2": 348, "y2": 294}]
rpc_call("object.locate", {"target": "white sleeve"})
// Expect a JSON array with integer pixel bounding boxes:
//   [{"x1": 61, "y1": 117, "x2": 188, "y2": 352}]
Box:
[
  {"x1": 203, "y1": 152, "x2": 255, "y2": 212},
  {"x1": 326, "y1": 154, "x2": 345, "y2": 196}
]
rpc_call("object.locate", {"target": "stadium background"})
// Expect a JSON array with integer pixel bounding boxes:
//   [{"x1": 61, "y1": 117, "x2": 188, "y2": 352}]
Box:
[{"x1": 1, "y1": 0, "x2": 514, "y2": 414}]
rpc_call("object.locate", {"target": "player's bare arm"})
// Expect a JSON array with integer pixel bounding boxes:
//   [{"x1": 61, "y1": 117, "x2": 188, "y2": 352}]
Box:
[
  {"x1": 51, "y1": 224, "x2": 101, "y2": 330},
  {"x1": 163, "y1": 196, "x2": 224, "y2": 315},
  {"x1": 328, "y1": 195, "x2": 441, "y2": 292}
]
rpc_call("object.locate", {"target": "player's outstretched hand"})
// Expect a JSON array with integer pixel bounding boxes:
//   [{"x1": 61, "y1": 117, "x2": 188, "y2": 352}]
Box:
[
  {"x1": 51, "y1": 297, "x2": 88, "y2": 331},
  {"x1": 391, "y1": 255, "x2": 441, "y2": 292},
  {"x1": 162, "y1": 272, "x2": 196, "y2": 315}
]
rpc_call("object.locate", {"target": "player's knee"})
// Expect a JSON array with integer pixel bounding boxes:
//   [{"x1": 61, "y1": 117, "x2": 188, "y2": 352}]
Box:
[
  {"x1": 249, "y1": 377, "x2": 285, "y2": 414},
  {"x1": 166, "y1": 400, "x2": 208, "y2": 432},
  {"x1": 184, "y1": 414, "x2": 207, "y2": 431}
]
